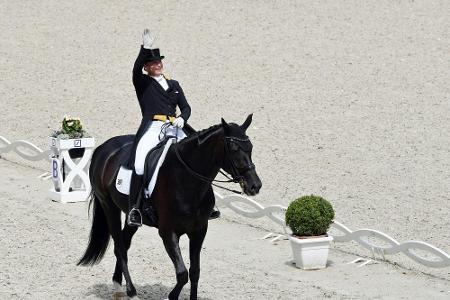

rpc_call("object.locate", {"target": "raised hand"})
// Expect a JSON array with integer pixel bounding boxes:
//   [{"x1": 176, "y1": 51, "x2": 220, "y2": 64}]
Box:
[{"x1": 142, "y1": 29, "x2": 154, "y2": 49}]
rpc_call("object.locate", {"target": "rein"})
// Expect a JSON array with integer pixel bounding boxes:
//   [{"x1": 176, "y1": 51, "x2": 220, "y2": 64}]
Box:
[
  {"x1": 173, "y1": 146, "x2": 244, "y2": 194},
  {"x1": 171, "y1": 126, "x2": 246, "y2": 194}
]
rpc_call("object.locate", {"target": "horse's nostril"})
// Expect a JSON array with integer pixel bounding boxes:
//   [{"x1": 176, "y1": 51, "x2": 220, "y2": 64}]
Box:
[{"x1": 250, "y1": 184, "x2": 260, "y2": 194}]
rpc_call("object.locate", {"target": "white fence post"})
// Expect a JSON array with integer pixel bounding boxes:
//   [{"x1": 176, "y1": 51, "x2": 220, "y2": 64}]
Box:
[{"x1": 48, "y1": 137, "x2": 95, "y2": 203}]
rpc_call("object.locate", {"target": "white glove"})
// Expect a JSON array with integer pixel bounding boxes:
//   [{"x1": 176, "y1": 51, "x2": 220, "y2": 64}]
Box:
[
  {"x1": 172, "y1": 117, "x2": 185, "y2": 128},
  {"x1": 142, "y1": 29, "x2": 154, "y2": 49}
]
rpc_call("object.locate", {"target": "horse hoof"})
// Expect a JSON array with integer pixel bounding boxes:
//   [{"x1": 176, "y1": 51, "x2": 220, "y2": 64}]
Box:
[{"x1": 112, "y1": 291, "x2": 126, "y2": 300}]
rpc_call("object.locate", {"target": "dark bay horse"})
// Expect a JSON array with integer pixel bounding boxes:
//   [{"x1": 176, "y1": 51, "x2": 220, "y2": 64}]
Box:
[{"x1": 77, "y1": 114, "x2": 262, "y2": 299}]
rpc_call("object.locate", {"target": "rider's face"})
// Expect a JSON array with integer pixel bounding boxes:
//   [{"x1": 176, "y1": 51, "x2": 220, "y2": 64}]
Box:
[{"x1": 145, "y1": 60, "x2": 163, "y2": 76}]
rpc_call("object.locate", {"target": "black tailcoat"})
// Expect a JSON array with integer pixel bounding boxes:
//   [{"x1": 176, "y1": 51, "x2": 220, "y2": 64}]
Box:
[{"x1": 127, "y1": 46, "x2": 192, "y2": 168}]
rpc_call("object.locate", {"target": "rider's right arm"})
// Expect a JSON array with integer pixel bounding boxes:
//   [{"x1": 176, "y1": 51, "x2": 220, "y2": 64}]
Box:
[{"x1": 132, "y1": 46, "x2": 149, "y2": 94}]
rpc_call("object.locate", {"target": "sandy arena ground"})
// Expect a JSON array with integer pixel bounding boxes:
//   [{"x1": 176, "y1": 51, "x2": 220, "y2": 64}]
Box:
[
  {"x1": 1, "y1": 0, "x2": 450, "y2": 298},
  {"x1": 1, "y1": 159, "x2": 449, "y2": 299}
]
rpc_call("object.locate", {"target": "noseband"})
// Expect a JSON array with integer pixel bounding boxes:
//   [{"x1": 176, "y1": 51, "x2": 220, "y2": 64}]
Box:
[{"x1": 224, "y1": 137, "x2": 255, "y2": 185}]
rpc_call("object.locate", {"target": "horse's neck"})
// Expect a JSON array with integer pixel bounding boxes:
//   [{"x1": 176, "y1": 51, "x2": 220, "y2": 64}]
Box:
[{"x1": 179, "y1": 128, "x2": 224, "y2": 178}]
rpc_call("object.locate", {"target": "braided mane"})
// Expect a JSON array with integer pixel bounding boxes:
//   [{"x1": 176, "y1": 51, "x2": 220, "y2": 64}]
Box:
[
  {"x1": 181, "y1": 124, "x2": 223, "y2": 145},
  {"x1": 196, "y1": 124, "x2": 223, "y2": 137}
]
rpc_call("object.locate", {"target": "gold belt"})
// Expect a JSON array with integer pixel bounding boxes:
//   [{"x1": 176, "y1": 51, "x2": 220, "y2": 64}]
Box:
[{"x1": 153, "y1": 114, "x2": 175, "y2": 123}]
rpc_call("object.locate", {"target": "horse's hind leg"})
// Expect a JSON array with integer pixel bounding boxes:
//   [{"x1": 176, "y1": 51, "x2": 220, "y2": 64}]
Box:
[
  {"x1": 112, "y1": 223, "x2": 138, "y2": 287},
  {"x1": 104, "y1": 205, "x2": 139, "y2": 298},
  {"x1": 160, "y1": 230, "x2": 188, "y2": 300},
  {"x1": 187, "y1": 225, "x2": 208, "y2": 300}
]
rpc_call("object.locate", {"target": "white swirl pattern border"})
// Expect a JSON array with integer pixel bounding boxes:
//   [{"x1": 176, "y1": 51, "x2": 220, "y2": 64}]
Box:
[
  {"x1": 214, "y1": 191, "x2": 450, "y2": 268},
  {"x1": 0, "y1": 136, "x2": 51, "y2": 162},
  {"x1": 1, "y1": 136, "x2": 449, "y2": 268}
]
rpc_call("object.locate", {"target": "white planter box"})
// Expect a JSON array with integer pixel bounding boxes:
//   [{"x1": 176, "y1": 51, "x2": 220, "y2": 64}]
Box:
[
  {"x1": 48, "y1": 137, "x2": 95, "y2": 203},
  {"x1": 49, "y1": 137, "x2": 95, "y2": 150},
  {"x1": 289, "y1": 235, "x2": 333, "y2": 270}
]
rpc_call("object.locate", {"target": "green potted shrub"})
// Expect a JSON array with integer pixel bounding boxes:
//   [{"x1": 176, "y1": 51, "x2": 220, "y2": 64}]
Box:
[{"x1": 285, "y1": 195, "x2": 335, "y2": 269}]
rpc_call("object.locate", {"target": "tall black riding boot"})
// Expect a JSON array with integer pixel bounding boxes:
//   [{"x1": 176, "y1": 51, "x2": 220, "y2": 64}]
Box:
[{"x1": 127, "y1": 171, "x2": 143, "y2": 227}]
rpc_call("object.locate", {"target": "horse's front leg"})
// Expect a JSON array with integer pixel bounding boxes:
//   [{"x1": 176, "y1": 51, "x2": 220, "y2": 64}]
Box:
[
  {"x1": 187, "y1": 225, "x2": 208, "y2": 300},
  {"x1": 160, "y1": 230, "x2": 188, "y2": 300}
]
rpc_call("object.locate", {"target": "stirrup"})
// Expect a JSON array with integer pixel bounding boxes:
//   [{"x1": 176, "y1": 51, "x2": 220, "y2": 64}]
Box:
[{"x1": 127, "y1": 208, "x2": 142, "y2": 227}]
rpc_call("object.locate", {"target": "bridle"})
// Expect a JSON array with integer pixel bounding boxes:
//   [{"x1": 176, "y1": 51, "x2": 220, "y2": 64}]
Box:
[
  {"x1": 172, "y1": 130, "x2": 254, "y2": 194},
  {"x1": 223, "y1": 136, "x2": 255, "y2": 184}
]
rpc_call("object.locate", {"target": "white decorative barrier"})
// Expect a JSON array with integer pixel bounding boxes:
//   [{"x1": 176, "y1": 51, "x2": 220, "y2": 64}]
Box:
[
  {"x1": 214, "y1": 191, "x2": 450, "y2": 268},
  {"x1": 331, "y1": 221, "x2": 450, "y2": 268},
  {"x1": 214, "y1": 192, "x2": 286, "y2": 227},
  {"x1": 0, "y1": 136, "x2": 51, "y2": 162}
]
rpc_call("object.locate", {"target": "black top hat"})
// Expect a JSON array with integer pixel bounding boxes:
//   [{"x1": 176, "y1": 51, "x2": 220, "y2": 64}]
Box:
[{"x1": 143, "y1": 48, "x2": 165, "y2": 63}]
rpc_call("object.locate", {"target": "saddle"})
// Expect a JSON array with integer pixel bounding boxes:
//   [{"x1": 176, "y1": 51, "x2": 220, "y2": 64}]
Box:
[
  {"x1": 115, "y1": 123, "x2": 195, "y2": 196},
  {"x1": 115, "y1": 137, "x2": 174, "y2": 198}
]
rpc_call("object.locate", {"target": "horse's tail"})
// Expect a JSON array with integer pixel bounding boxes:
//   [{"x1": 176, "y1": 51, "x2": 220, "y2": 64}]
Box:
[{"x1": 77, "y1": 192, "x2": 110, "y2": 266}]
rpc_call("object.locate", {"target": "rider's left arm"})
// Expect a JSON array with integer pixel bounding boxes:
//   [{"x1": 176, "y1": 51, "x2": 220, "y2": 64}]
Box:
[{"x1": 175, "y1": 82, "x2": 191, "y2": 122}]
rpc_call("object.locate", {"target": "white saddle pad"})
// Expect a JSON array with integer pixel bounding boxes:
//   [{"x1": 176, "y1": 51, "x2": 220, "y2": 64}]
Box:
[
  {"x1": 115, "y1": 138, "x2": 175, "y2": 197},
  {"x1": 116, "y1": 167, "x2": 132, "y2": 195}
]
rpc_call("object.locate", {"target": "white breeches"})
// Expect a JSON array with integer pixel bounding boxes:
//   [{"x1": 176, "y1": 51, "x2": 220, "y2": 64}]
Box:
[{"x1": 134, "y1": 120, "x2": 187, "y2": 175}]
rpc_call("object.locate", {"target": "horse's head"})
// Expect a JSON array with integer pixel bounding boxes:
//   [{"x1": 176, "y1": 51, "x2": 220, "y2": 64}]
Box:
[{"x1": 221, "y1": 114, "x2": 262, "y2": 196}]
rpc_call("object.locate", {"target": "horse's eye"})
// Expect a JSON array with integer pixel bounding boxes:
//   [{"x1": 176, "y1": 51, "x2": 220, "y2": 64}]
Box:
[
  {"x1": 241, "y1": 142, "x2": 253, "y2": 153},
  {"x1": 229, "y1": 143, "x2": 239, "y2": 151}
]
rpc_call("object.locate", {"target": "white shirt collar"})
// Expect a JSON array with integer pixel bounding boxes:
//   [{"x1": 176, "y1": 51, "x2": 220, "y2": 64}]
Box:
[
  {"x1": 150, "y1": 75, "x2": 164, "y2": 81},
  {"x1": 150, "y1": 74, "x2": 169, "y2": 91}
]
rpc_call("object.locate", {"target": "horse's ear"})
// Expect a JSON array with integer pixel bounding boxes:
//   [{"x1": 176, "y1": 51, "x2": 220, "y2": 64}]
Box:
[
  {"x1": 221, "y1": 118, "x2": 231, "y2": 134},
  {"x1": 241, "y1": 114, "x2": 253, "y2": 131}
]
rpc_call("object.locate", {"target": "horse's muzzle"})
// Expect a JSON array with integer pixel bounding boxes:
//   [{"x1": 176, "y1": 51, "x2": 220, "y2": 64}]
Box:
[{"x1": 243, "y1": 175, "x2": 262, "y2": 196}]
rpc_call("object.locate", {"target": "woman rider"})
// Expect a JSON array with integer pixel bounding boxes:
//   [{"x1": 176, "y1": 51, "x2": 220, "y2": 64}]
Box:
[{"x1": 127, "y1": 29, "x2": 190, "y2": 226}]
